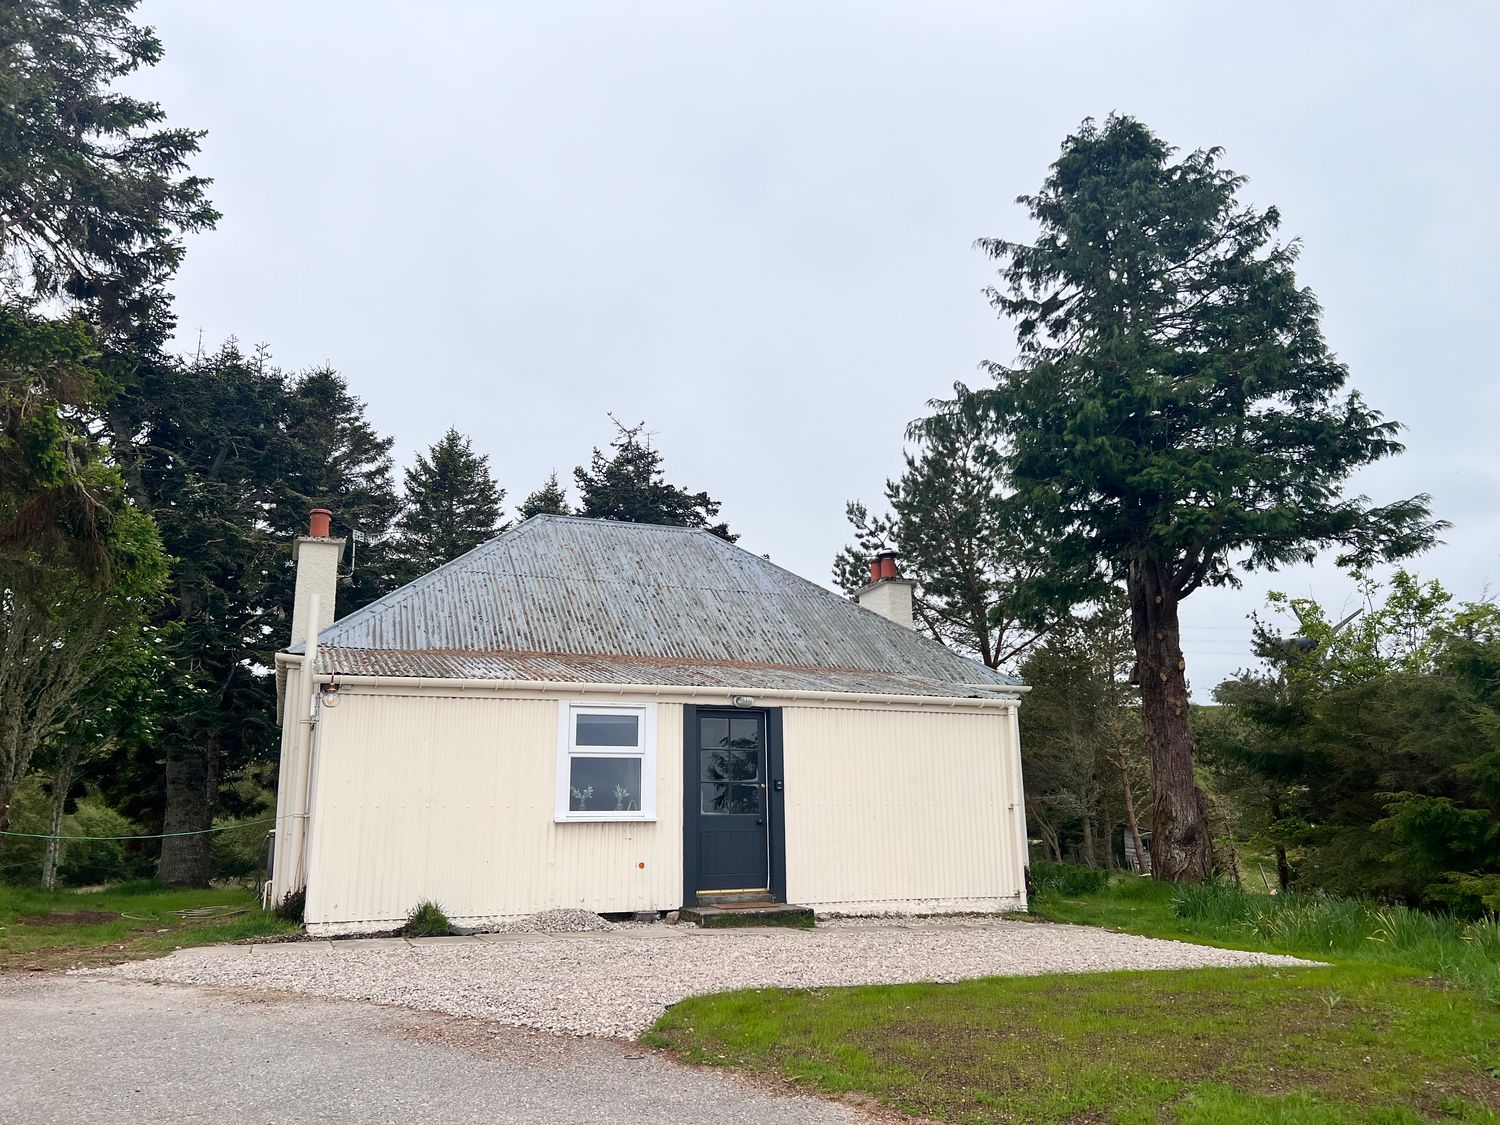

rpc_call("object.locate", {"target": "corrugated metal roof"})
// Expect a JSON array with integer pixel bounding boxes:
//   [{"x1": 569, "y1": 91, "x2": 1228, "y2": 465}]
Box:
[{"x1": 294, "y1": 515, "x2": 1020, "y2": 695}]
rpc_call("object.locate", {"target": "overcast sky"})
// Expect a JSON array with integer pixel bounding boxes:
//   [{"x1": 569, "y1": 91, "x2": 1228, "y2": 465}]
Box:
[{"x1": 134, "y1": 1, "x2": 1499, "y2": 696}]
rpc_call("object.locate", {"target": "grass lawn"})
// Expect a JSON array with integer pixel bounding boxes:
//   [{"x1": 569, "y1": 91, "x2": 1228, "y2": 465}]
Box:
[
  {"x1": 0, "y1": 881, "x2": 298, "y2": 972},
  {"x1": 1035, "y1": 878, "x2": 1500, "y2": 1004},
  {"x1": 645, "y1": 879, "x2": 1500, "y2": 1123}
]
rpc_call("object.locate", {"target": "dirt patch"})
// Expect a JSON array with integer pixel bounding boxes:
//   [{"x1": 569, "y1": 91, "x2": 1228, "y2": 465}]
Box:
[{"x1": 15, "y1": 910, "x2": 118, "y2": 926}]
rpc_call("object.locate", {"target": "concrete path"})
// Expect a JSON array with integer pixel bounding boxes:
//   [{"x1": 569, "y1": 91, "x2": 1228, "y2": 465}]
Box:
[{"x1": 2, "y1": 974, "x2": 871, "y2": 1125}]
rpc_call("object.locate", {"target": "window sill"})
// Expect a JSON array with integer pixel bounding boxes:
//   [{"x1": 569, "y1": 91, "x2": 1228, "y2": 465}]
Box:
[{"x1": 555, "y1": 814, "x2": 657, "y2": 824}]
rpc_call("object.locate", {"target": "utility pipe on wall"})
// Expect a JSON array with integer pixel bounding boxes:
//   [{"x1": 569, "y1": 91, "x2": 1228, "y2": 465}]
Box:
[{"x1": 295, "y1": 594, "x2": 321, "y2": 894}]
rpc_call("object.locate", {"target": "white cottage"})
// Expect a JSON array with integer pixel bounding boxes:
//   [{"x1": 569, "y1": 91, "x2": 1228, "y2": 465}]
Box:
[{"x1": 270, "y1": 512, "x2": 1028, "y2": 934}]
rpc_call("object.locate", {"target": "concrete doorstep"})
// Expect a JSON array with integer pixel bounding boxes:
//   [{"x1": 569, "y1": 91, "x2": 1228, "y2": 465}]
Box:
[{"x1": 678, "y1": 904, "x2": 816, "y2": 929}]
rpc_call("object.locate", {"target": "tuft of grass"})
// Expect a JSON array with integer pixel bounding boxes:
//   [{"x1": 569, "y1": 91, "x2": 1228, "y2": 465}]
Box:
[
  {"x1": 401, "y1": 900, "x2": 452, "y2": 937},
  {"x1": 1030, "y1": 859, "x2": 1111, "y2": 896},
  {"x1": 273, "y1": 887, "x2": 306, "y2": 924},
  {"x1": 0, "y1": 881, "x2": 298, "y2": 971},
  {"x1": 645, "y1": 964, "x2": 1500, "y2": 1124}
]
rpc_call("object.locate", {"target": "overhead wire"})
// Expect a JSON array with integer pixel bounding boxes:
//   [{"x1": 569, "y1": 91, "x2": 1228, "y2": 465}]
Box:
[{"x1": 0, "y1": 816, "x2": 283, "y2": 843}]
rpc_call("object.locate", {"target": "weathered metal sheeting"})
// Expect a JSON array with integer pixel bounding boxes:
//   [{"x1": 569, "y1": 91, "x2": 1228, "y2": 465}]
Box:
[
  {"x1": 299, "y1": 515, "x2": 1020, "y2": 692},
  {"x1": 314, "y1": 645, "x2": 1015, "y2": 699},
  {"x1": 303, "y1": 694, "x2": 686, "y2": 926},
  {"x1": 301, "y1": 693, "x2": 1025, "y2": 928},
  {"x1": 783, "y1": 705, "x2": 1026, "y2": 913}
]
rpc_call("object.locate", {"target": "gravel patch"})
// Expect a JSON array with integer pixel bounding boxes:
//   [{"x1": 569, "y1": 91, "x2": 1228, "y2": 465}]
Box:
[
  {"x1": 488, "y1": 909, "x2": 616, "y2": 934},
  {"x1": 100, "y1": 918, "x2": 1316, "y2": 1040}
]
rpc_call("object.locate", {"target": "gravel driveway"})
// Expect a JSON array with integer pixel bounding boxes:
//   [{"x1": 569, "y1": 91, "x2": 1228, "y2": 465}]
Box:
[{"x1": 101, "y1": 917, "x2": 1314, "y2": 1039}]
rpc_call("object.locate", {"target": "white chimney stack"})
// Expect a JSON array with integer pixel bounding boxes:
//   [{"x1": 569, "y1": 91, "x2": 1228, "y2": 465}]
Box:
[
  {"x1": 856, "y1": 550, "x2": 916, "y2": 629},
  {"x1": 291, "y1": 507, "x2": 344, "y2": 646}
]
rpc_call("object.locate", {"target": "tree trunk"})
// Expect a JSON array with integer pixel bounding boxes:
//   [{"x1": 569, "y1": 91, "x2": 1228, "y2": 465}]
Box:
[
  {"x1": 0, "y1": 706, "x2": 25, "y2": 837},
  {"x1": 156, "y1": 739, "x2": 219, "y2": 886},
  {"x1": 1118, "y1": 752, "x2": 1149, "y2": 875},
  {"x1": 42, "y1": 744, "x2": 88, "y2": 894},
  {"x1": 0, "y1": 786, "x2": 11, "y2": 866},
  {"x1": 42, "y1": 786, "x2": 66, "y2": 892},
  {"x1": 1223, "y1": 836, "x2": 1243, "y2": 890},
  {"x1": 1128, "y1": 559, "x2": 1212, "y2": 882},
  {"x1": 1268, "y1": 792, "x2": 1291, "y2": 892},
  {"x1": 41, "y1": 753, "x2": 80, "y2": 891},
  {"x1": 1082, "y1": 812, "x2": 1096, "y2": 868},
  {"x1": 1099, "y1": 787, "x2": 1117, "y2": 871},
  {"x1": 1036, "y1": 819, "x2": 1061, "y2": 863}
]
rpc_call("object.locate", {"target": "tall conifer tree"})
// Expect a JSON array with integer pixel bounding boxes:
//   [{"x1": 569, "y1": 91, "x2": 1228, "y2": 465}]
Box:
[
  {"x1": 955, "y1": 115, "x2": 1441, "y2": 880},
  {"x1": 390, "y1": 429, "x2": 505, "y2": 583},
  {"x1": 0, "y1": 0, "x2": 216, "y2": 581},
  {"x1": 834, "y1": 402, "x2": 1055, "y2": 669},
  {"x1": 517, "y1": 472, "x2": 571, "y2": 520},
  {"x1": 106, "y1": 348, "x2": 401, "y2": 885},
  {"x1": 574, "y1": 418, "x2": 734, "y2": 541}
]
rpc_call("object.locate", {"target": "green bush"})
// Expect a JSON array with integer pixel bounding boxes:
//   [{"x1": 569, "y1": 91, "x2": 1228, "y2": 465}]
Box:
[
  {"x1": 0, "y1": 775, "x2": 51, "y2": 882},
  {"x1": 211, "y1": 763, "x2": 277, "y2": 884},
  {"x1": 402, "y1": 900, "x2": 453, "y2": 937},
  {"x1": 210, "y1": 820, "x2": 273, "y2": 884},
  {"x1": 58, "y1": 793, "x2": 152, "y2": 886},
  {"x1": 1030, "y1": 860, "x2": 1110, "y2": 897},
  {"x1": 0, "y1": 779, "x2": 151, "y2": 887}
]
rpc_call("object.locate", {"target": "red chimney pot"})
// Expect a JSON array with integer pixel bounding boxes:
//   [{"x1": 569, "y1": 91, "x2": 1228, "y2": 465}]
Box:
[
  {"x1": 868, "y1": 559, "x2": 882, "y2": 585},
  {"x1": 308, "y1": 508, "x2": 332, "y2": 538},
  {"x1": 876, "y1": 551, "x2": 899, "y2": 581}
]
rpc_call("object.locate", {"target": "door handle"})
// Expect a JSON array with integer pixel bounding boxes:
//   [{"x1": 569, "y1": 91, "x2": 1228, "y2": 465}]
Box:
[{"x1": 756, "y1": 818, "x2": 764, "y2": 825}]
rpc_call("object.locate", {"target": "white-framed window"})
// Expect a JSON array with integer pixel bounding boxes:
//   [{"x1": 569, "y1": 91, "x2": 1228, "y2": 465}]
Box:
[{"x1": 555, "y1": 701, "x2": 657, "y2": 822}]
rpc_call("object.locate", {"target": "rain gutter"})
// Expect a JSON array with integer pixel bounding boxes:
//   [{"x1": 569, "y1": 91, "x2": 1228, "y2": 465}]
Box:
[{"x1": 273, "y1": 653, "x2": 1027, "y2": 712}]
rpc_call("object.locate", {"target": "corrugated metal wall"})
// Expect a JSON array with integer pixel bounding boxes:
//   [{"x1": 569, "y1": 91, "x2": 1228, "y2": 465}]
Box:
[
  {"x1": 301, "y1": 689, "x2": 1024, "y2": 929},
  {"x1": 781, "y1": 705, "x2": 1025, "y2": 913},
  {"x1": 303, "y1": 692, "x2": 683, "y2": 928}
]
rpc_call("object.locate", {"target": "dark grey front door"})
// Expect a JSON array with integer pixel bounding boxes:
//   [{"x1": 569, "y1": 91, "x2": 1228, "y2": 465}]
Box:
[{"x1": 693, "y1": 710, "x2": 769, "y2": 892}]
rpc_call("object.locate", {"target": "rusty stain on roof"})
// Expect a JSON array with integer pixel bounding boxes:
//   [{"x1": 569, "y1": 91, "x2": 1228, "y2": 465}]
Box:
[{"x1": 294, "y1": 515, "x2": 1020, "y2": 695}]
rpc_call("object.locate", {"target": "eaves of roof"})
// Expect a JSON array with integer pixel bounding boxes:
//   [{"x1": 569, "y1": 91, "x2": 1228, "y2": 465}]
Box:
[{"x1": 313, "y1": 645, "x2": 1020, "y2": 700}]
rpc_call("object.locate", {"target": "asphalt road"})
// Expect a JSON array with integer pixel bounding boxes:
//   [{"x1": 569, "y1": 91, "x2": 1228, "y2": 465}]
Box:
[{"x1": 2, "y1": 975, "x2": 872, "y2": 1124}]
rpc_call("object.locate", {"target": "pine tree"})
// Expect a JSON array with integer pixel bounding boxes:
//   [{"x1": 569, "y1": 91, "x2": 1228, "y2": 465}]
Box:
[
  {"x1": 834, "y1": 400, "x2": 1057, "y2": 669},
  {"x1": 271, "y1": 365, "x2": 402, "y2": 614},
  {"x1": 104, "y1": 346, "x2": 402, "y2": 885},
  {"x1": 0, "y1": 0, "x2": 216, "y2": 583},
  {"x1": 104, "y1": 343, "x2": 293, "y2": 885},
  {"x1": 959, "y1": 115, "x2": 1442, "y2": 880},
  {"x1": 574, "y1": 418, "x2": 735, "y2": 541},
  {"x1": 517, "y1": 471, "x2": 572, "y2": 519},
  {"x1": 390, "y1": 429, "x2": 506, "y2": 583}
]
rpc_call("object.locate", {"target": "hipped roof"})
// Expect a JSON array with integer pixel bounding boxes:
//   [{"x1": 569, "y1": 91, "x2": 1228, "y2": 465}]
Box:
[{"x1": 290, "y1": 515, "x2": 1021, "y2": 699}]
